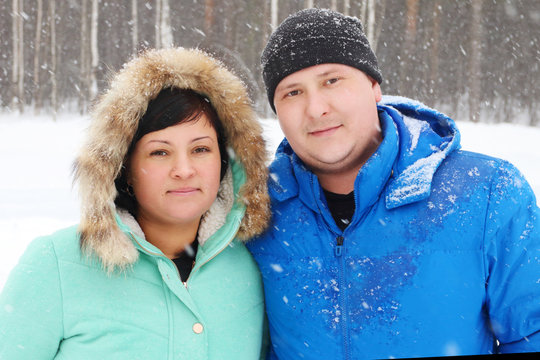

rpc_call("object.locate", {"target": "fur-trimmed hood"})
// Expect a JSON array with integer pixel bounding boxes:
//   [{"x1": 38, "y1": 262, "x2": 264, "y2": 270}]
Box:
[{"x1": 74, "y1": 47, "x2": 270, "y2": 271}]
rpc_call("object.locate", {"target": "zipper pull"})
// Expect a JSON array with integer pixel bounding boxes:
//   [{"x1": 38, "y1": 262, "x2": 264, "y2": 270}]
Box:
[{"x1": 335, "y1": 236, "x2": 344, "y2": 257}]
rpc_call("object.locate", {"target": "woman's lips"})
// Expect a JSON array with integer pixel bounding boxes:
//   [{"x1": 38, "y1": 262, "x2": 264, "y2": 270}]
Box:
[{"x1": 167, "y1": 187, "x2": 199, "y2": 195}]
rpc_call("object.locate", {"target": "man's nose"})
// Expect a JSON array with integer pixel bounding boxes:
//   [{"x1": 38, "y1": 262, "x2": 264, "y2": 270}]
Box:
[{"x1": 305, "y1": 90, "x2": 330, "y2": 119}]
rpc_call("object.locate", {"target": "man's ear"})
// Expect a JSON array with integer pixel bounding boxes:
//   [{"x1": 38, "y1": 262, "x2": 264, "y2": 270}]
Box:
[{"x1": 372, "y1": 81, "x2": 382, "y2": 103}]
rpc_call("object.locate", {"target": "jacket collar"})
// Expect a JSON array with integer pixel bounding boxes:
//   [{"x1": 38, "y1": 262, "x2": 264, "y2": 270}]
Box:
[{"x1": 268, "y1": 96, "x2": 461, "y2": 211}]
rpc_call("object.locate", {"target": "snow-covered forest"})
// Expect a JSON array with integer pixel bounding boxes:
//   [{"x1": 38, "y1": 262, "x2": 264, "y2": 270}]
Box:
[{"x1": 1, "y1": 0, "x2": 539, "y2": 123}]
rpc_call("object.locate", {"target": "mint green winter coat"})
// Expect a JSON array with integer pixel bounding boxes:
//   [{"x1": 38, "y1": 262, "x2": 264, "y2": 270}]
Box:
[{"x1": 0, "y1": 48, "x2": 271, "y2": 360}]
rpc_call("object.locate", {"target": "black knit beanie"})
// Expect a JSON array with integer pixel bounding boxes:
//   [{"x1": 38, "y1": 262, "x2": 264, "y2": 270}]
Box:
[{"x1": 262, "y1": 8, "x2": 383, "y2": 112}]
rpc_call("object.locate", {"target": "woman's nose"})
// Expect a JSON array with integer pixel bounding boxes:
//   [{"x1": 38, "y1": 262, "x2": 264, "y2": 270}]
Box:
[{"x1": 170, "y1": 156, "x2": 195, "y2": 179}]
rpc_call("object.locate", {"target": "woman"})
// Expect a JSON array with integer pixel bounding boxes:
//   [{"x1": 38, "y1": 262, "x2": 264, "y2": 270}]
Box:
[{"x1": 0, "y1": 48, "x2": 270, "y2": 359}]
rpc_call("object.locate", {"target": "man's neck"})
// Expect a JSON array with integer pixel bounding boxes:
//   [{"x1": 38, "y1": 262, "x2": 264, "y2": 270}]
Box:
[
  {"x1": 315, "y1": 129, "x2": 382, "y2": 194},
  {"x1": 317, "y1": 170, "x2": 358, "y2": 194}
]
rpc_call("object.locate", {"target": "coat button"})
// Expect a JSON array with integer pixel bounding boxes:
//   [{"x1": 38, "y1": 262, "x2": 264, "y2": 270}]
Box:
[{"x1": 192, "y1": 323, "x2": 204, "y2": 334}]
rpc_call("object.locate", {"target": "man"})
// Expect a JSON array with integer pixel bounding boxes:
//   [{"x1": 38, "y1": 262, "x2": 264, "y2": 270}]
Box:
[{"x1": 247, "y1": 8, "x2": 540, "y2": 359}]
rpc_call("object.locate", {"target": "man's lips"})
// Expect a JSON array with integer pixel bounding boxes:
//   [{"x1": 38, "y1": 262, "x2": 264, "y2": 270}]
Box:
[{"x1": 309, "y1": 125, "x2": 342, "y2": 136}]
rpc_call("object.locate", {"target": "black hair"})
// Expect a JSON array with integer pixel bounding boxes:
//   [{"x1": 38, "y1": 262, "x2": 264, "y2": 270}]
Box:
[{"x1": 114, "y1": 87, "x2": 229, "y2": 215}]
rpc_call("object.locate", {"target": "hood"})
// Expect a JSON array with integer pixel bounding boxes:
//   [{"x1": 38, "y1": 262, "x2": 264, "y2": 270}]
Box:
[
  {"x1": 74, "y1": 48, "x2": 270, "y2": 271},
  {"x1": 378, "y1": 96, "x2": 461, "y2": 208}
]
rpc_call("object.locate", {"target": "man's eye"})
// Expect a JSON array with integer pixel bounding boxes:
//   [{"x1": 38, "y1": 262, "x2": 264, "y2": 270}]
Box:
[
  {"x1": 325, "y1": 78, "x2": 339, "y2": 85},
  {"x1": 286, "y1": 90, "x2": 300, "y2": 97}
]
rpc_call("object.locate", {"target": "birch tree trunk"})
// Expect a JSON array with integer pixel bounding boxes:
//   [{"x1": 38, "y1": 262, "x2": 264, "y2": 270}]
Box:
[
  {"x1": 79, "y1": 0, "x2": 89, "y2": 114},
  {"x1": 429, "y1": 0, "x2": 441, "y2": 98},
  {"x1": 360, "y1": 0, "x2": 367, "y2": 25},
  {"x1": 365, "y1": 0, "x2": 376, "y2": 48},
  {"x1": 11, "y1": 0, "x2": 18, "y2": 110},
  {"x1": 17, "y1": 0, "x2": 24, "y2": 113},
  {"x1": 343, "y1": 0, "x2": 350, "y2": 16},
  {"x1": 360, "y1": 0, "x2": 378, "y2": 46},
  {"x1": 469, "y1": 0, "x2": 483, "y2": 122},
  {"x1": 161, "y1": 0, "x2": 173, "y2": 48},
  {"x1": 33, "y1": 0, "x2": 43, "y2": 114},
  {"x1": 50, "y1": 0, "x2": 57, "y2": 120},
  {"x1": 271, "y1": 0, "x2": 278, "y2": 30},
  {"x1": 262, "y1": 0, "x2": 270, "y2": 43},
  {"x1": 11, "y1": 0, "x2": 24, "y2": 112},
  {"x1": 304, "y1": 0, "x2": 313, "y2": 9},
  {"x1": 90, "y1": 0, "x2": 99, "y2": 98},
  {"x1": 131, "y1": 0, "x2": 138, "y2": 53},
  {"x1": 154, "y1": 0, "x2": 161, "y2": 47}
]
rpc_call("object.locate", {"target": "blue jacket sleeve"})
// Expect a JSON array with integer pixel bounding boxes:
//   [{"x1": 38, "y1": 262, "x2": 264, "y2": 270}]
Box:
[
  {"x1": 483, "y1": 160, "x2": 540, "y2": 353},
  {"x1": 0, "y1": 236, "x2": 64, "y2": 359}
]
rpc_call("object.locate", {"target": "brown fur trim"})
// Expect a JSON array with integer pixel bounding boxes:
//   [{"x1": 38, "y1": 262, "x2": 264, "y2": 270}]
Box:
[{"x1": 73, "y1": 48, "x2": 270, "y2": 270}]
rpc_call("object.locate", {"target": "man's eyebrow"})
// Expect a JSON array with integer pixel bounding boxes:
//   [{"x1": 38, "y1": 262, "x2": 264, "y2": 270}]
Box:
[
  {"x1": 316, "y1": 69, "x2": 341, "y2": 78},
  {"x1": 276, "y1": 69, "x2": 344, "y2": 93},
  {"x1": 276, "y1": 82, "x2": 300, "y2": 93}
]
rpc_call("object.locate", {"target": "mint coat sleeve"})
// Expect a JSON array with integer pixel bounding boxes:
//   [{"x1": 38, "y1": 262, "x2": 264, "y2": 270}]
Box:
[{"x1": 0, "y1": 236, "x2": 64, "y2": 359}]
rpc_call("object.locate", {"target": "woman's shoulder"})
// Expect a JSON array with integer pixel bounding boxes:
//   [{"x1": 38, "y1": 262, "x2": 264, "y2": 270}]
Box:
[{"x1": 20, "y1": 225, "x2": 83, "y2": 266}]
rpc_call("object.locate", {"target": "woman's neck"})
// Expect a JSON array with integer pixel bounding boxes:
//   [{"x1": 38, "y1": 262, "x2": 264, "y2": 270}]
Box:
[{"x1": 136, "y1": 216, "x2": 200, "y2": 259}]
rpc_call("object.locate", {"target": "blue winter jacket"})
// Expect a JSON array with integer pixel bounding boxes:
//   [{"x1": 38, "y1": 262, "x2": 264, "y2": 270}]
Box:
[{"x1": 247, "y1": 96, "x2": 540, "y2": 359}]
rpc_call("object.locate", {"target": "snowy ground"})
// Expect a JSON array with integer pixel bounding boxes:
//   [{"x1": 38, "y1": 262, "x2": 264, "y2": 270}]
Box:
[{"x1": 1, "y1": 112, "x2": 539, "y2": 290}]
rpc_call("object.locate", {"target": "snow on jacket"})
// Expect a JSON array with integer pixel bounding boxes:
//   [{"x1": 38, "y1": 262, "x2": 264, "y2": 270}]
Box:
[
  {"x1": 0, "y1": 48, "x2": 271, "y2": 360},
  {"x1": 247, "y1": 96, "x2": 540, "y2": 359}
]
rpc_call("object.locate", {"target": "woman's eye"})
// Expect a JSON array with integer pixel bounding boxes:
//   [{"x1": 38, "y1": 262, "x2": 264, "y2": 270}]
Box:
[
  {"x1": 193, "y1": 146, "x2": 210, "y2": 154},
  {"x1": 150, "y1": 150, "x2": 167, "y2": 156}
]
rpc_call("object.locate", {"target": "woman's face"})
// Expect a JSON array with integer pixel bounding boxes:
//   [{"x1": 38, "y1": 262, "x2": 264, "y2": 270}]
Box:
[{"x1": 128, "y1": 115, "x2": 222, "y2": 228}]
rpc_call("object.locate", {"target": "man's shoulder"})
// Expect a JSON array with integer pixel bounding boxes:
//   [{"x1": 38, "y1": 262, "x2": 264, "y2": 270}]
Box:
[
  {"x1": 438, "y1": 149, "x2": 536, "y2": 202},
  {"x1": 448, "y1": 148, "x2": 500, "y2": 161},
  {"x1": 442, "y1": 149, "x2": 514, "y2": 179}
]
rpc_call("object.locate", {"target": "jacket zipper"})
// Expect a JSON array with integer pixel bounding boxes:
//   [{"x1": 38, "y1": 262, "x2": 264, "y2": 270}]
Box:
[
  {"x1": 335, "y1": 235, "x2": 350, "y2": 360},
  {"x1": 129, "y1": 234, "x2": 177, "y2": 360},
  {"x1": 335, "y1": 235, "x2": 344, "y2": 256},
  {"x1": 311, "y1": 176, "x2": 351, "y2": 359}
]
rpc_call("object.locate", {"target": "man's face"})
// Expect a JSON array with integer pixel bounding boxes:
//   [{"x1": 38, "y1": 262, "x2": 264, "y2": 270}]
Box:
[{"x1": 273, "y1": 63, "x2": 383, "y2": 185}]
